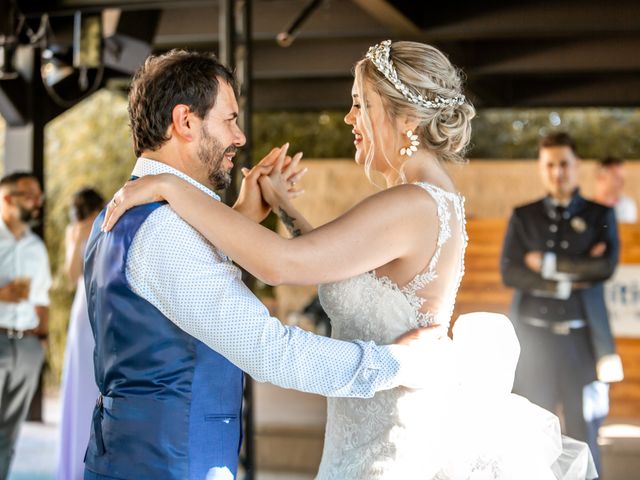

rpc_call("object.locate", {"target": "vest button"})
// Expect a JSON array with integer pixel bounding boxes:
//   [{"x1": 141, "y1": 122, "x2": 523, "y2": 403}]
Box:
[{"x1": 546, "y1": 240, "x2": 555, "y2": 248}]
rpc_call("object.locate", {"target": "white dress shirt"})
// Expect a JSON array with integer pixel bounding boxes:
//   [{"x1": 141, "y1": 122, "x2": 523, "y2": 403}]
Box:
[
  {"x1": 615, "y1": 195, "x2": 637, "y2": 224},
  {"x1": 125, "y1": 157, "x2": 416, "y2": 398},
  {"x1": 0, "y1": 219, "x2": 52, "y2": 330}
]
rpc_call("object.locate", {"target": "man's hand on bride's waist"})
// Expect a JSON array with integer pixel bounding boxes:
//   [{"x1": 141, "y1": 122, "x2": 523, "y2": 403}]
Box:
[
  {"x1": 394, "y1": 324, "x2": 447, "y2": 346},
  {"x1": 390, "y1": 325, "x2": 453, "y2": 389}
]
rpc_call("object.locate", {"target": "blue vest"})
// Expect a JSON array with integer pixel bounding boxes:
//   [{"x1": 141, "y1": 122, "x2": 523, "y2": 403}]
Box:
[{"x1": 84, "y1": 203, "x2": 244, "y2": 480}]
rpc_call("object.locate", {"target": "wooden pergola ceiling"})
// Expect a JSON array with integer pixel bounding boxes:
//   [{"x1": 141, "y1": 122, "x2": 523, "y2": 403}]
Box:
[{"x1": 11, "y1": 0, "x2": 640, "y2": 109}]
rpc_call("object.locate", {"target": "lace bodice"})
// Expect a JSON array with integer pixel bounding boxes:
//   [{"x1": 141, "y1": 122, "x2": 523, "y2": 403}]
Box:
[{"x1": 316, "y1": 182, "x2": 467, "y2": 479}]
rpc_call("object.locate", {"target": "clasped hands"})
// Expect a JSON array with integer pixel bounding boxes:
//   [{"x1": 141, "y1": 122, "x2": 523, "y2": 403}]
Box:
[
  {"x1": 233, "y1": 143, "x2": 307, "y2": 222},
  {"x1": 0, "y1": 278, "x2": 31, "y2": 303}
]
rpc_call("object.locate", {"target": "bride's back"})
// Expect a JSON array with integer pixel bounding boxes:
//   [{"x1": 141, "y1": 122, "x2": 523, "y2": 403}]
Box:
[
  {"x1": 319, "y1": 181, "x2": 466, "y2": 336},
  {"x1": 316, "y1": 182, "x2": 467, "y2": 479},
  {"x1": 391, "y1": 181, "x2": 467, "y2": 329}
]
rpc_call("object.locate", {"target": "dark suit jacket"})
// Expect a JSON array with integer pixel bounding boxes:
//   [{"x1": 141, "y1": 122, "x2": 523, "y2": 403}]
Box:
[{"x1": 500, "y1": 191, "x2": 619, "y2": 364}]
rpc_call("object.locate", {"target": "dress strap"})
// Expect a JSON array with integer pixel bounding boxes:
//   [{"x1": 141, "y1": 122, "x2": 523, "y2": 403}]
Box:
[{"x1": 412, "y1": 182, "x2": 455, "y2": 276}]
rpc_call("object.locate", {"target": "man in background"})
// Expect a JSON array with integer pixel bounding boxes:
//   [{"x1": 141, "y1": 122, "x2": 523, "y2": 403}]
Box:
[
  {"x1": 0, "y1": 172, "x2": 51, "y2": 478},
  {"x1": 501, "y1": 132, "x2": 623, "y2": 473},
  {"x1": 594, "y1": 156, "x2": 637, "y2": 223}
]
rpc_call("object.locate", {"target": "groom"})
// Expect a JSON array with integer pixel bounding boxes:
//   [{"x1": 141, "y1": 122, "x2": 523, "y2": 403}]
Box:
[{"x1": 83, "y1": 50, "x2": 432, "y2": 480}]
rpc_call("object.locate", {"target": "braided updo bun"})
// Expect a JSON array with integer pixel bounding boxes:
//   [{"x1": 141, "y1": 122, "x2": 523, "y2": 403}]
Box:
[{"x1": 356, "y1": 41, "x2": 475, "y2": 166}]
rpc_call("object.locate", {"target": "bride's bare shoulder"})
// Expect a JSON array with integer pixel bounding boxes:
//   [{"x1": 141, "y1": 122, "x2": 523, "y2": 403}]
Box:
[{"x1": 359, "y1": 183, "x2": 439, "y2": 219}]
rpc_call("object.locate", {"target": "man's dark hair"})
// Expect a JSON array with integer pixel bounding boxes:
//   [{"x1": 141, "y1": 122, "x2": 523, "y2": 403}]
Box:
[
  {"x1": 0, "y1": 171, "x2": 39, "y2": 189},
  {"x1": 599, "y1": 156, "x2": 624, "y2": 168},
  {"x1": 71, "y1": 187, "x2": 105, "y2": 221},
  {"x1": 128, "y1": 50, "x2": 236, "y2": 157},
  {"x1": 538, "y1": 131, "x2": 577, "y2": 156}
]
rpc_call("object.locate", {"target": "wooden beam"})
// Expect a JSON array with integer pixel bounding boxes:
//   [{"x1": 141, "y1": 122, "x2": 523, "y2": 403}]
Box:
[
  {"x1": 252, "y1": 38, "x2": 373, "y2": 79},
  {"x1": 472, "y1": 36, "x2": 640, "y2": 75},
  {"x1": 414, "y1": 1, "x2": 640, "y2": 41},
  {"x1": 517, "y1": 75, "x2": 640, "y2": 107},
  {"x1": 468, "y1": 73, "x2": 640, "y2": 107},
  {"x1": 254, "y1": 78, "x2": 353, "y2": 111},
  {"x1": 17, "y1": 0, "x2": 213, "y2": 16},
  {"x1": 350, "y1": 0, "x2": 420, "y2": 35}
]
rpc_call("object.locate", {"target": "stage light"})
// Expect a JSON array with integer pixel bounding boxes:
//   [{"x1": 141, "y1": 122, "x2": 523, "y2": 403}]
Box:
[{"x1": 41, "y1": 44, "x2": 74, "y2": 86}]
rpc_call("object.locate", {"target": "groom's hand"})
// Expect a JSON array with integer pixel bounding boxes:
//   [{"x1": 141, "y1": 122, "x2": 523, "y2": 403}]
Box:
[
  {"x1": 392, "y1": 325, "x2": 453, "y2": 389},
  {"x1": 233, "y1": 145, "x2": 288, "y2": 222},
  {"x1": 394, "y1": 324, "x2": 447, "y2": 346}
]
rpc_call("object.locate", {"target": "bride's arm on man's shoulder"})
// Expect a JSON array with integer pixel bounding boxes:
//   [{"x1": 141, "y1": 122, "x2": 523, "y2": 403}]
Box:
[
  {"x1": 102, "y1": 173, "x2": 434, "y2": 288},
  {"x1": 157, "y1": 181, "x2": 434, "y2": 286}
]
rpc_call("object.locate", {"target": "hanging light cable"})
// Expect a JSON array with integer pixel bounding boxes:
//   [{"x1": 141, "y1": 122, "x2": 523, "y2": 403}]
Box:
[{"x1": 276, "y1": 0, "x2": 324, "y2": 47}]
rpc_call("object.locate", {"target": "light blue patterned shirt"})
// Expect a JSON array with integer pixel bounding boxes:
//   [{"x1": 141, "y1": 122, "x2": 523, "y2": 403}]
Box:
[{"x1": 126, "y1": 157, "x2": 415, "y2": 398}]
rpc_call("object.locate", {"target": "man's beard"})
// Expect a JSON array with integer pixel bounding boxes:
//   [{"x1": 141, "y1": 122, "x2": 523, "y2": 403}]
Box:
[
  {"x1": 18, "y1": 205, "x2": 40, "y2": 226},
  {"x1": 197, "y1": 127, "x2": 236, "y2": 190}
]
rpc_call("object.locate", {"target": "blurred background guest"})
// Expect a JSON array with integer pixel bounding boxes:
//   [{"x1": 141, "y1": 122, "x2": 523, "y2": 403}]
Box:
[
  {"x1": 0, "y1": 172, "x2": 51, "y2": 479},
  {"x1": 501, "y1": 132, "x2": 622, "y2": 474},
  {"x1": 594, "y1": 157, "x2": 637, "y2": 224},
  {"x1": 57, "y1": 188, "x2": 104, "y2": 480}
]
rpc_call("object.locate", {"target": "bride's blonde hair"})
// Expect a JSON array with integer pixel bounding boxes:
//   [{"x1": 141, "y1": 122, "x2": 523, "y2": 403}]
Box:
[{"x1": 354, "y1": 41, "x2": 476, "y2": 184}]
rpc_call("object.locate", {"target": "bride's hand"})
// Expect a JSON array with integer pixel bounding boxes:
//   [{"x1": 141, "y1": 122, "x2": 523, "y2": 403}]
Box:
[
  {"x1": 235, "y1": 143, "x2": 304, "y2": 219},
  {"x1": 257, "y1": 149, "x2": 306, "y2": 209},
  {"x1": 101, "y1": 174, "x2": 172, "y2": 231}
]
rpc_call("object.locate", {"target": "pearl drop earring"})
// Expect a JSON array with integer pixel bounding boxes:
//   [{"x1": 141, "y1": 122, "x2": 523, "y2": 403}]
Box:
[{"x1": 400, "y1": 130, "x2": 419, "y2": 157}]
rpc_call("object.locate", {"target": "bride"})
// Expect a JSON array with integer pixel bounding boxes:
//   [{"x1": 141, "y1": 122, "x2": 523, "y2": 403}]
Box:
[{"x1": 102, "y1": 41, "x2": 596, "y2": 479}]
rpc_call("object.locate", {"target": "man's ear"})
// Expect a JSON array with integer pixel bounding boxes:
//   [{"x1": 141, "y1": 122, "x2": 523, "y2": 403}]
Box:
[
  {"x1": 1, "y1": 193, "x2": 14, "y2": 207},
  {"x1": 171, "y1": 104, "x2": 196, "y2": 142}
]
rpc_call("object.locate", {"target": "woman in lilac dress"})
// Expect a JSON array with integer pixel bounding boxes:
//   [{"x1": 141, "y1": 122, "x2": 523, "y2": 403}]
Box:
[{"x1": 57, "y1": 188, "x2": 103, "y2": 480}]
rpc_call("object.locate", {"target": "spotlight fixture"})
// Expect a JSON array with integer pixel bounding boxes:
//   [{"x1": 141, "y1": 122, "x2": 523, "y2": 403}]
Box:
[
  {"x1": 41, "y1": 44, "x2": 74, "y2": 86},
  {"x1": 40, "y1": 12, "x2": 104, "y2": 107}
]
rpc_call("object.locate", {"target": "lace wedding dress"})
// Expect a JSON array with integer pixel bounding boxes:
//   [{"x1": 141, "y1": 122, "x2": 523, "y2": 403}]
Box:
[{"x1": 315, "y1": 182, "x2": 597, "y2": 480}]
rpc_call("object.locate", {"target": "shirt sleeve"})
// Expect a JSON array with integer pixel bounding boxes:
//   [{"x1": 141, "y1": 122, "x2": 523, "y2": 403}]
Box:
[
  {"x1": 126, "y1": 207, "x2": 409, "y2": 398},
  {"x1": 29, "y1": 239, "x2": 52, "y2": 307}
]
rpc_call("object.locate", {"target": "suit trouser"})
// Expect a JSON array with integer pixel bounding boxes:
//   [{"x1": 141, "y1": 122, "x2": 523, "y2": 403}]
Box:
[
  {"x1": 513, "y1": 322, "x2": 602, "y2": 475},
  {"x1": 0, "y1": 334, "x2": 45, "y2": 480}
]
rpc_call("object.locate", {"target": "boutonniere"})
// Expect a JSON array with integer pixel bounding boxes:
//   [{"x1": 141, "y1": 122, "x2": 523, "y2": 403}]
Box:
[{"x1": 570, "y1": 216, "x2": 587, "y2": 233}]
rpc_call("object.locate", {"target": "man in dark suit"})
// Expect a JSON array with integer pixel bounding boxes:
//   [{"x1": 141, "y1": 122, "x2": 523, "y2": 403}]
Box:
[{"x1": 501, "y1": 132, "x2": 623, "y2": 473}]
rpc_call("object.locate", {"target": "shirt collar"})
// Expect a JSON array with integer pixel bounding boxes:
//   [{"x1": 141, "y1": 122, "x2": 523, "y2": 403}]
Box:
[
  {"x1": 131, "y1": 157, "x2": 221, "y2": 202},
  {"x1": 0, "y1": 216, "x2": 32, "y2": 241},
  {"x1": 544, "y1": 189, "x2": 585, "y2": 218}
]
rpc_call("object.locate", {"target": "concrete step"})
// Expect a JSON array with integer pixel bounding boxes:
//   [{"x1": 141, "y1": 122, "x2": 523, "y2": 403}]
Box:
[{"x1": 600, "y1": 419, "x2": 640, "y2": 480}]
